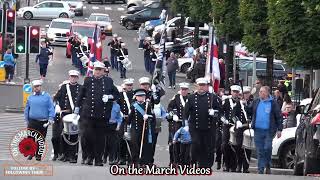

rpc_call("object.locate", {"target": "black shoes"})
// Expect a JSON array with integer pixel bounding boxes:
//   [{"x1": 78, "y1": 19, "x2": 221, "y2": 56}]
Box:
[
  {"x1": 265, "y1": 167, "x2": 271, "y2": 174},
  {"x1": 109, "y1": 161, "x2": 117, "y2": 165},
  {"x1": 35, "y1": 156, "x2": 41, "y2": 161},
  {"x1": 52, "y1": 154, "x2": 58, "y2": 161},
  {"x1": 69, "y1": 158, "x2": 77, "y2": 164},
  {"x1": 27, "y1": 155, "x2": 33, "y2": 160},
  {"x1": 86, "y1": 158, "x2": 94, "y2": 165},
  {"x1": 95, "y1": 161, "x2": 103, "y2": 166},
  {"x1": 216, "y1": 162, "x2": 221, "y2": 170},
  {"x1": 118, "y1": 160, "x2": 126, "y2": 165}
]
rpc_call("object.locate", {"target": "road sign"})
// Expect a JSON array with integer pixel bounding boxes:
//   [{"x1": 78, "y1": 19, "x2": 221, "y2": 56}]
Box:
[
  {"x1": 23, "y1": 83, "x2": 32, "y2": 107},
  {"x1": 0, "y1": 61, "x2": 5, "y2": 81}
]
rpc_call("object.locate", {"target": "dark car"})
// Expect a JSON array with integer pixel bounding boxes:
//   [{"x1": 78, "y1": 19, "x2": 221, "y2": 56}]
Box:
[
  {"x1": 127, "y1": 1, "x2": 163, "y2": 14},
  {"x1": 86, "y1": 0, "x2": 125, "y2": 4},
  {"x1": 120, "y1": 8, "x2": 162, "y2": 30},
  {"x1": 294, "y1": 88, "x2": 320, "y2": 176}
]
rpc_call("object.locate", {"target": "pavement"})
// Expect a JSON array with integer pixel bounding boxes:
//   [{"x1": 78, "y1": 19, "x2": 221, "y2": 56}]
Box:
[{"x1": 0, "y1": 2, "x2": 316, "y2": 180}]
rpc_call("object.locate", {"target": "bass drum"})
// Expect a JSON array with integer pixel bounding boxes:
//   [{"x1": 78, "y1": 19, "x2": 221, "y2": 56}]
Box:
[{"x1": 243, "y1": 129, "x2": 255, "y2": 150}]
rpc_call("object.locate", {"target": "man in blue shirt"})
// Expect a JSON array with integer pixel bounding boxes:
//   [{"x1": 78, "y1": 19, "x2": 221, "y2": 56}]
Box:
[
  {"x1": 251, "y1": 86, "x2": 283, "y2": 174},
  {"x1": 173, "y1": 125, "x2": 191, "y2": 165},
  {"x1": 24, "y1": 80, "x2": 55, "y2": 161}
]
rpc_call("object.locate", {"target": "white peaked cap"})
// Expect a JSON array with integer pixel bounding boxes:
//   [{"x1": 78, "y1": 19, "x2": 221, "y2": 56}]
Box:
[
  {"x1": 32, "y1": 80, "x2": 43, "y2": 86},
  {"x1": 179, "y1": 82, "x2": 190, "y2": 89},
  {"x1": 68, "y1": 70, "x2": 80, "y2": 76},
  {"x1": 113, "y1": 34, "x2": 118, "y2": 38},
  {"x1": 196, "y1": 77, "x2": 208, "y2": 85},
  {"x1": 243, "y1": 86, "x2": 252, "y2": 93},
  {"x1": 121, "y1": 43, "x2": 126, "y2": 47},
  {"x1": 139, "y1": 77, "x2": 150, "y2": 84},
  {"x1": 123, "y1": 78, "x2": 134, "y2": 85},
  {"x1": 230, "y1": 85, "x2": 242, "y2": 92},
  {"x1": 93, "y1": 61, "x2": 105, "y2": 68}
]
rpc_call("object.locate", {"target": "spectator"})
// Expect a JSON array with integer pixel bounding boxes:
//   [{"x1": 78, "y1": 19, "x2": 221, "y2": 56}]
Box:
[
  {"x1": 184, "y1": 43, "x2": 194, "y2": 58},
  {"x1": 273, "y1": 90, "x2": 283, "y2": 108},
  {"x1": 251, "y1": 79, "x2": 262, "y2": 99},
  {"x1": 281, "y1": 94, "x2": 292, "y2": 112},
  {"x1": 250, "y1": 86, "x2": 283, "y2": 174},
  {"x1": 138, "y1": 23, "x2": 147, "y2": 49},
  {"x1": 166, "y1": 52, "x2": 179, "y2": 89},
  {"x1": 282, "y1": 103, "x2": 297, "y2": 128},
  {"x1": 277, "y1": 80, "x2": 288, "y2": 98},
  {"x1": 3, "y1": 48, "x2": 15, "y2": 84},
  {"x1": 36, "y1": 41, "x2": 53, "y2": 80}
]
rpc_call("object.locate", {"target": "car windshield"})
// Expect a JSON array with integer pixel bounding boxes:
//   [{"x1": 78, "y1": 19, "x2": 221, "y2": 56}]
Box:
[
  {"x1": 89, "y1": 15, "x2": 110, "y2": 22},
  {"x1": 72, "y1": 26, "x2": 94, "y2": 38},
  {"x1": 50, "y1": 21, "x2": 72, "y2": 29}
]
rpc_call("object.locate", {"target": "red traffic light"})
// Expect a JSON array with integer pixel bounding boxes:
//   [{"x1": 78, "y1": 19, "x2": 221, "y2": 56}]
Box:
[{"x1": 31, "y1": 29, "x2": 38, "y2": 35}]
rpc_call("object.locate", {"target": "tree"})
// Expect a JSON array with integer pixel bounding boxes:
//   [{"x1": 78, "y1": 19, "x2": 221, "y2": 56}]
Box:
[
  {"x1": 188, "y1": 0, "x2": 213, "y2": 47},
  {"x1": 171, "y1": 0, "x2": 190, "y2": 37},
  {"x1": 239, "y1": 0, "x2": 274, "y2": 87},
  {"x1": 211, "y1": 0, "x2": 243, "y2": 87},
  {"x1": 268, "y1": 0, "x2": 320, "y2": 69}
]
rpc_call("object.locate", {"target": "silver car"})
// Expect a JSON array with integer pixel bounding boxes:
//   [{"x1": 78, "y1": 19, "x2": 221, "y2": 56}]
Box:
[
  {"x1": 87, "y1": 13, "x2": 113, "y2": 36},
  {"x1": 58, "y1": 0, "x2": 84, "y2": 16},
  {"x1": 46, "y1": 18, "x2": 73, "y2": 46}
]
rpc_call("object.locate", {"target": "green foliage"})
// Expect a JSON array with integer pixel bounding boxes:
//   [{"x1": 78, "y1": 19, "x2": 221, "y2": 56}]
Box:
[
  {"x1": 239, "y1": 0, "x2": 273, "y2": 55},
  {"x1": 268, "y1": 0, "x2": 320, "y2": 69},
  {"x1": 187, "y1": 0, "x2": 213, "y2": 24},
  {"x1": 171, "y1": 0, "x2": 189, "y2": 16},
  {"x1": 211, "y1": 0, "x2": 243, "y2": 42}
]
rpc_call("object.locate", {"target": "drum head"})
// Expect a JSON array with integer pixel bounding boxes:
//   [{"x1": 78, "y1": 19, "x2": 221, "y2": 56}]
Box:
[{"x1": 63, "y1": 114, "x2": 79, "y2": 123}]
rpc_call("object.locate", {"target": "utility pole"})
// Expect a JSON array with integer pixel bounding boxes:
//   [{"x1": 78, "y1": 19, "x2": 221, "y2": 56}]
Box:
[
  {"x1": 252, "y1": 52, "x2": 257, "y2": 87},
  {"x1": 24, "y1": 23, "x2": 30, "y2": 84},
  {"x1": 1, "y1": 1, "x2": 8, "y2": 59}
]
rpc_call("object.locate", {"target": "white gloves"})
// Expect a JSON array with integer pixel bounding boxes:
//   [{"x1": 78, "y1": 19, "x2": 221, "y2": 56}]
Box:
[
  {"x1": 236, "y1": 121, "x2": 243, "y2": 129},
  {"x1": 55, "y1": 105, "x2": 61, "y2": 114},
  {"x1": 249, "y1": 123, "x2": 252, "y2": 128},
  {"x1": 124, "y1": 132, "x2": 131, "y2": 140},
  {"x1": 173, "y1": 115, "x2": 179, "y2": 122},
  {"x1": 116, "y1": 124, "x2": 121, "y2": 131},
  {"x1": 221, "y1": 116, "x2": 229, "y2": 125},
  {"x1": 209, "y1": 109, "x2": 218, "y2": 117},
  {"x1": 74, "y1": 107, "x2": 80, "y2": 115},
  {"x1": 49, "y1": 119, "x2": 55, "y2": 124},
  {"x1": 151, "y1": 84, "x2": 157, "y2": 92},
  {"x1": 143, "y1": 114, "x2": 149, "y2": 120},
  {"x1": 102, "y1": 95, "x2": 114, "y2": 103}
]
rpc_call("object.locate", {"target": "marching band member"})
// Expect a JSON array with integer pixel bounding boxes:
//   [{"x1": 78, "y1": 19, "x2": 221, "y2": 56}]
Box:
[
  {"x1": 167, "y1": 82, "x2": 190, "y2": 165},
  {"x1": 75, "y1": 61, "x2": 120, "y2": 166},
  {"x1": 107, "y1": 34, "x2": 120, "y2": 71},
  {"x1": 184, "y1": 78, "x2": 221, "y2": 168},
  {"x1": 117, "y1": 43, "x2": 129, "y2": 79}
]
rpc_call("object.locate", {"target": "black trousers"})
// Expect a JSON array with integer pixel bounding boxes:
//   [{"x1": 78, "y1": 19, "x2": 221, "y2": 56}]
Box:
[
  {"x1": 79, "y1": 119, "x2": 88, "y2": 161},
  {"x1": 189, "y1": 128, "x2": 215, "y2": 168},
  {"x1": 62, "y1": 133, "x2": 79, "y2": 160},
  {"x1": 222, "y1": 143, "x2": 237, "y2": 171},
  {"x1": 27, "y1": 119, "x2": 48, "y2": 159},
  {"x1": 173, "y1": 143, "x2": 181, "y2": 164},
  {"x1": 39, "y1": 63, "x2": 48, "y2": 77},
  {"x1": 234, "y1": 145, "x2": 251, "y2": 172},
  {"x1": 151, "y1": 132, "x2": 159, "y2": 164},
  {"x1": 51, "y1": 115, "x2": 63, "y2": 156},
  {"x1": 131, "y1": 129, "x2": 154, "y2": 165},
  {"x1": 169, "y1": 142, "x2": 174, "y2": 164},
  {"x1": 4, "y1": 65, "x2": 14, "y2": 80},
  {"x1": 215, "y1": 129, "x2": 222, "y2": 164},
  {"x1": 104, "y1": 123, "x2": 118, "y2": 163},
  {"x1": 179, "y1": 143, "x2": 191, "y2": 165},
  {"x1": 81, "y1": 118, "x2": 106, "y2": 163}
]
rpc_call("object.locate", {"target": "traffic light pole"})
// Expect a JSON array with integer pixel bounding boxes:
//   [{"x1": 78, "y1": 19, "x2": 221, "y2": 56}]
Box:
[{"x1": 25, "y1": 24, "x2": 30, "y2": 84}]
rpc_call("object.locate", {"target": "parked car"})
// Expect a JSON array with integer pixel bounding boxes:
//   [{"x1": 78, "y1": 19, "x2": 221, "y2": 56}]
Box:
[
  {"x1": 127, "y1": 1, "x2": 163, "y2": 14},
  {"x1": 120, "y1": 8, "x2": 162, "y2": 30},
  {"x1": 126, "y1": 0, "x2": 159, "y2": 8},
  {"x1": 87, "y1": 13, "x2": 113, "y2": 36},
  {"x1": 145, "y1": 19, "x2": 163, "y2": 35},
  {"x1": 17, "y1": 1, "x2": 75, "y2": 20},
  {"x1": 86, "y1": 0, "x2": 125, "y2": 4},
  {"x1": 294, "y1": 89, "x2": 320, "y2": 175},
  {"x1": 46, "y1": 18, "x2": 73, "y2": 46},
  {"x1": 66, "y1": 22, "x2": 102, "y2": 60},
  {"x1": 59, "y1": 0, "x2": 84, "y2": 16}
]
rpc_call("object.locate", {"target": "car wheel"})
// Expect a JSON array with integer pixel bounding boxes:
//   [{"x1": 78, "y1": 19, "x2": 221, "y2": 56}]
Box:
[
  {"x1": 181, "y1": 63, "x2": 191, "y2": 73},
  {"x1": 280, "y1": 143, "x2": 296, "y2": 169},
  {"x1": 303, "y1": 154, "x2": 320, "y2": 175},
  {"x1": 125, "y1": 21, "x2": 134, "y2": 30},
  {"x1": 59, "y1": 13, "x2": 69, "y2": 18},
  {"x1": 23, "y1": 11, "x2": 33, "y2": 20}
]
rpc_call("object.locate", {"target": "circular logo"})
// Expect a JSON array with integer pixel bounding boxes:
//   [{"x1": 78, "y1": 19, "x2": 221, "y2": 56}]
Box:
[{"x1": 9, "y1": 128, "x2": 49, "y2": 165}]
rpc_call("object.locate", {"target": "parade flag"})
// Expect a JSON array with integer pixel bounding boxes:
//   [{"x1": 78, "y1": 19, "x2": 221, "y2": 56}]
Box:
[{"x1": 205, "y1": 25, "x2": 220, "y2": 93}]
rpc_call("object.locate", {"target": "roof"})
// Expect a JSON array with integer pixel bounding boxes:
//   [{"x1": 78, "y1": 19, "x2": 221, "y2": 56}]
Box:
[
  {"x1": 90, "y1": 13, "x2": 110, "y2": 16},
  {"x1": 72, "y1": 21, "x2": 97, "y2": 27},
  {"x1": 52, "y1": 18, "x2": 73, "y2": 23}
]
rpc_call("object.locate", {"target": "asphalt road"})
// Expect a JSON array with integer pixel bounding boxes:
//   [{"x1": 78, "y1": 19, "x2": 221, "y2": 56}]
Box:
[{"x1": 0, "y1": 2, "x2": 315, "y2": 179}]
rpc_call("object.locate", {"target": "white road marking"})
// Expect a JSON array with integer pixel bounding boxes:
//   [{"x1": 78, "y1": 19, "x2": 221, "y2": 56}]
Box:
[
  {"x1": 105, "y1": 7, "x2": 112, "y2": 10},
  {"x1": 117, "y1": 7, "x2": 125, "y2": 11},
  {"x1": 92, "y1": 6, "x2": 99, "y2": 10}
]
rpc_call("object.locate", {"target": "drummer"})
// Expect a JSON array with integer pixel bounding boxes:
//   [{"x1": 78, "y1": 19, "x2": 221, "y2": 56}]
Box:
[{"x1": 53, "y1": 70, "x2": 82, "y2": 163}]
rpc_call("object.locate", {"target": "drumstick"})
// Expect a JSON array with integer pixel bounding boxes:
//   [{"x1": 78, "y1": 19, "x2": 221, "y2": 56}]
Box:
[
  {"x1": 139, "y1": 99, "x2": 150, "y2": 159},
  {"x1": 43, "y1": 122, "x2": 50, "y2": 128}
]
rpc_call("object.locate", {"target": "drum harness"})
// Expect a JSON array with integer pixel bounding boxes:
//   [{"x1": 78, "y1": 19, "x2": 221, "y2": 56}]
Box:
[{"x1": 62, "y1": 83, "x2": 80, "y2": 146}]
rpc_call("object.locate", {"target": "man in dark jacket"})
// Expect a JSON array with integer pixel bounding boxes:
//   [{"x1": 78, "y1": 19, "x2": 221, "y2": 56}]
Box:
[
  {"x1": 117, "y1": 43, "x2": 129, "y2": 79},
  {"x1": 107, "y1": 34, "x2": 120, "y2": 71},
  {"x1": 250, "y1": 86, "x2": 283, "y2": 174},
  {"x1": 36, "y1": 41, "x2": 53, "y2": 80}
]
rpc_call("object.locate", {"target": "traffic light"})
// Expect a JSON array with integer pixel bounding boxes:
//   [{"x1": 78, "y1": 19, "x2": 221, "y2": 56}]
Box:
[
  {"x1": 0, "y1": 9, "x2": 3, "y2": 33},
  {"x1": 15, "y1": 26, "x2": 27, "y2": 54},
  {"x1": 6, "y1": 9, "x2": 15, "y2": 34},
  {"x1": 29, "y1": 26, "x2": 40, "y2": 54}
]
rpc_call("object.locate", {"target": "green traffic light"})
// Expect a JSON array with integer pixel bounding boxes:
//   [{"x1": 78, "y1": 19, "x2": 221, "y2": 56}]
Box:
[{"x1": 16, "y1": 44, "x2": 25, "y2": 53}]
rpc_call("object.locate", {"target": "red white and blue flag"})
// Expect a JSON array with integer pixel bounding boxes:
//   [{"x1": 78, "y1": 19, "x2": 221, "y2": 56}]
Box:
[{"x1": 205, "y1": 26, "x2": 220, "y2": 93}]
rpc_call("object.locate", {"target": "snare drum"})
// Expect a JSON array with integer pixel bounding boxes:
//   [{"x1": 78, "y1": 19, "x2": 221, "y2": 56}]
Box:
[
  {"x1": 243, "y1": 129, "x2": 255, "y2": 150},
  {"x1": 229, "y1": 126, "x2": 237, "y2": 146},
  {"x1": 62, "y1": 114, "x2": 79, "y2": 135}
]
